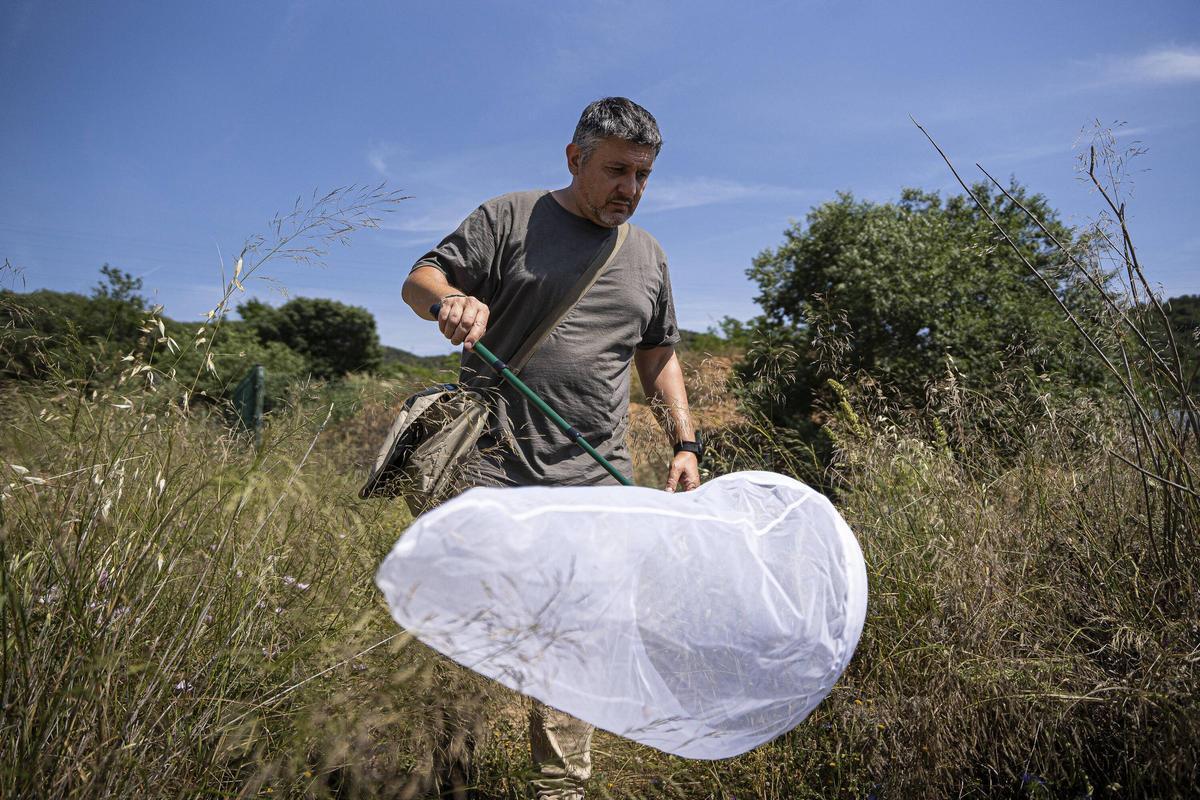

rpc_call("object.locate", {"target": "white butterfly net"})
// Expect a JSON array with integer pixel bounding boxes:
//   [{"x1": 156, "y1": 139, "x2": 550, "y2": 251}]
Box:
[{"x1": 376, "y1": 471, "x2": 867, "y2": 759}]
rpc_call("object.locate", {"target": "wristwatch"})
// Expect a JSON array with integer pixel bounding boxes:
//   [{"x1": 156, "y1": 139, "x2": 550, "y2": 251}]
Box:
[{"x1": 673, "y1": 433, "x2": 704, "y2": 464}]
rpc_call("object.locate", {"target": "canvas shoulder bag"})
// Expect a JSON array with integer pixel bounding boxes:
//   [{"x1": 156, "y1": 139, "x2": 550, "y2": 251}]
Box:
[{"x1": 359, "y1": 223, "x2": 629, "y2": 514}]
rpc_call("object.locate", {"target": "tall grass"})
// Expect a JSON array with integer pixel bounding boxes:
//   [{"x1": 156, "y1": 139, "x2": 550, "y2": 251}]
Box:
[
  {"x1": 4, "y1": 376, "x2": 374, "y2": 794},
  {"x1": 0, "y1": 188, "x2": 452, "y2": 797}
]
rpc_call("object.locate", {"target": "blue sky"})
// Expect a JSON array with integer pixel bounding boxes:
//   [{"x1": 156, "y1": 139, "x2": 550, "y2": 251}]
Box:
[{"x1": 2, "y1": 0, "x2": 1198, "y2": 355}]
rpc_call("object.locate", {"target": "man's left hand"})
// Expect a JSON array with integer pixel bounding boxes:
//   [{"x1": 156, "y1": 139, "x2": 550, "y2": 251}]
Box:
[{"x1": 665, "y1": 451, "x2": 700, "y2": 493}]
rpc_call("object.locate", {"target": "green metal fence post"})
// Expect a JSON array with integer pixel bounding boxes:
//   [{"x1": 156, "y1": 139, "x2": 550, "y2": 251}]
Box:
[{"x1": 232, "y1": 364, "x2": 265, "y2": 448}]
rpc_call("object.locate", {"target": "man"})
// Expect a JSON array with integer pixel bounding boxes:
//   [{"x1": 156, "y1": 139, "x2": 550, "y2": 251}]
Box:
[{"x1": 401, "y1": 97, "x2": 700, "y2": 798}]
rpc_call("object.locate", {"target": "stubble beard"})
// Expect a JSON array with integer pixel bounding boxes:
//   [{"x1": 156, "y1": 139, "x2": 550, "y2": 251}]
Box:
[{"x1": 587, "y1": 198, "x2": 633, "y2": 228}]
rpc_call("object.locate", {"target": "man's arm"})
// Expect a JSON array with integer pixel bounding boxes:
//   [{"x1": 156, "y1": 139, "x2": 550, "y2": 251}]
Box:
[
  {"x1": 634, "y1": 344, "x2": 700, "y2": 492},
  {"x1": 402, "y1": 265, "x2": 490, "y2": 348}
]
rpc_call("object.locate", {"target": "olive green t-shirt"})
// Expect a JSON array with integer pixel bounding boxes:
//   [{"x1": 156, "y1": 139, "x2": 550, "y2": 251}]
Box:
[{"x1": 412, "y1": 190, "x2": 680, "y2": 486}]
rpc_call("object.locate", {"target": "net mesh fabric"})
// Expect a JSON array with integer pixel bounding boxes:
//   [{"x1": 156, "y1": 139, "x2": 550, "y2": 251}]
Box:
[{"x1": 375, "y1": 471, "x2": 867, "y2": 759}]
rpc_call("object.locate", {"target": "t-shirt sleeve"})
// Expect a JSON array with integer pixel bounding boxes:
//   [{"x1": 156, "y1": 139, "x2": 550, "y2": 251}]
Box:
[
  {"x1": 409, "y1": 204, "x2": 499, "y2": 300},
  {"x1": 638, "y1": 259, "x2": 681, "y2": 349}
]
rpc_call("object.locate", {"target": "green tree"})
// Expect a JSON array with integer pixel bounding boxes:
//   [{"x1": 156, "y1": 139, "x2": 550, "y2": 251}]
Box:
[
  {"x1": 93, "y1": 264, "x2": 144, "y2": 305},
  {"x1": 677, "y1": 317, "x2": 752, "y2": 355},
  {"x1": 237, "y1": 298, "x2": 281, "y2": 342},
  {"x1": 743, "y1": 182, "x2": 1108, "y2": 430},
  {"x1": 88, "y1": 265, "x2": 147, "y2": 351},
  {"x1": 239, "y1": 296, "x2": 382, "y2": 379},
  {"x1": 1162, "y1": 294, "x2": 1200, "y2": 396},
  {"x1": 1, "y1": 265, "x2": 148, "y2": 378},
  {"x1": 21, "y1": 264, "x2": 148, "y2": 350}
]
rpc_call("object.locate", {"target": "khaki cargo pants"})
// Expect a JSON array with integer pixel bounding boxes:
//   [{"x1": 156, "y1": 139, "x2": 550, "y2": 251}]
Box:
[
  {"x1": 429, "y1": 469, "x2": 594, "y2": 798},
  {"x1": 529, "y1": 700, "x2": 594, "y2": 798}
]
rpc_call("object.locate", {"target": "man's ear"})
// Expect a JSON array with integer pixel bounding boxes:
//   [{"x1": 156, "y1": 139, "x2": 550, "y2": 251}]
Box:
[{"x1": 565, "y1": 143, "x2": 581, "y2": 176}]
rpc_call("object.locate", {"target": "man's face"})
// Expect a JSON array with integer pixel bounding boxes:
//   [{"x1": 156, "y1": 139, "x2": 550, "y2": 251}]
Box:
[{"x1": 566, "y1": 137, "x2": 656, "y2": 227}]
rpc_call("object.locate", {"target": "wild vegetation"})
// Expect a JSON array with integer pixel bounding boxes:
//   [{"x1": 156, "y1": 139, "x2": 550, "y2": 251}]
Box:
[{"x1": 1, "y1": 137, "x2": 1197, "y2": 798}]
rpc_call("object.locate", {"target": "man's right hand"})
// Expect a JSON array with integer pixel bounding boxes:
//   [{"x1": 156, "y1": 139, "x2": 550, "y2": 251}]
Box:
[
  {"x1": 401, "y1": 266, "x2": 490, "y2": 349},
  {"x1": 436, "y1": 294, "x2": 490, "y2": 349}
]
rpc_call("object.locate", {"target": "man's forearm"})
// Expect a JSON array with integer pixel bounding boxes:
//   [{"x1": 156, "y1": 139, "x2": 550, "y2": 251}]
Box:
[
  {"x1": 402, "y1": 265, "x2": 462, "y2": 320},
  {"x1": 635, "y1": 347, "x2": 695, "y2": 444}
]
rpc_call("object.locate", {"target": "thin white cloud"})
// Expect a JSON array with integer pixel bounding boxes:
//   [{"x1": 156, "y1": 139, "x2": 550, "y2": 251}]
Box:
[
  {"x1": 363, "y1": 139, "x2": 526, "y2": 240},
  {"x1": 638, "y1": 177, "x2": 808, "y2": 214},
  {"x1": 372, "y1": 175, "x2": 811, "y2": 237},
  {"x1": 367, "y1": 141, "x2": 403, "y2": 179},
  {"x1": 381, "y1": 207, "x2": 477, "y2": 236},
  {"x1": 365, "y1": 139, "x2": 517, "y2": 187},
  {"x1": 367, "y1": 136, "x2": 807, "y2": 232},
  {"x1": 1102, "y1": 45, "x2": 1200, "y2": 86}
]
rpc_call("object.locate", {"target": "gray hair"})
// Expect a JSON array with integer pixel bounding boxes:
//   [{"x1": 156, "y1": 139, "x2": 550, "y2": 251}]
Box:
[{"x1": 572, "y1": 97, "x2": 663, "y2": 160}]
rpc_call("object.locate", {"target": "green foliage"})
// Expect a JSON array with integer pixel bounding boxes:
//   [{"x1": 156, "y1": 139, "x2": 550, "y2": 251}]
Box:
[
  {"x1": 1, "y1": 265, "x2": 150, "y2": 379},
  {"x1": 743, "y1": 183, "x2": 1110, "y2": 430},
  {"x1": 677, "y1": 318, "x2": 752, "y2": 356},
  {"x1": 0, "y1": 375, "x2": 416, "y2": 797},
  {"x1": 1162, "y1": 294, "x2": 1200, "y2": 394},
  {"x1": 236, "y1": 297, "x2": 281, "y2": 341},
  {"x1": 815, "y1": 375, "x2": 1199, "y2": 798},
  {"x1": 85, "y1": 265, "x2": 148, "y2": 351},
  {"x1": 94, "y1": 264, "x2": 145, "y2": 304},
  {"x1": 3, "y1": 267, "x2": 398, "y2": 410},
  {"x1": 1164, "y1": 294, "x2": 1200, "y2": 332},
  {"x1": 239, "y1": 296, "x2": 383, "y2": 380},
  {"x1": 6, "y1": 316, "x2": 1195, "y2": 797},
  {"x1": 163, "y1": 320, "x2": 309, "y2": 411},
  {"x1": 378, "y1": 343, "x2": 460, "y2": 382},
  {"x1": 0, "y1": 268, "x2": 313, "y2": 412}
]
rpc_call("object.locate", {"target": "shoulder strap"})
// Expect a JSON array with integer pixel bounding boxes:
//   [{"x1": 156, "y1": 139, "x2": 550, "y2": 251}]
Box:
[{"x1": 506, "y1": 222, "x2": 629, "y2": 373}]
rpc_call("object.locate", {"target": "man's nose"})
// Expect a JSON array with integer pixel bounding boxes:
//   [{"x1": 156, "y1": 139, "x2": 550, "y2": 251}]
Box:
[{"x1": 618, "y1": 173, "x2": 639, "y2": 198}]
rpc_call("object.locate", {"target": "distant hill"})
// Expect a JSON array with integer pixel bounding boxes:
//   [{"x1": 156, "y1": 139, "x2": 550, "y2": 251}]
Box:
[
  {"x1": 380, "y1": 344, "x2": 460, "y2": 375},
  {"x1": 378, "y1": 329, "x2": 739, "y2": 367},
  {"x1": 676, "y1": 328, "x2": 744, "y2": 356}
]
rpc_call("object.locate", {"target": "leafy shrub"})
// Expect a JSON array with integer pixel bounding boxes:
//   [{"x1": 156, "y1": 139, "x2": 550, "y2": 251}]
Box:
[
  {"x1": 161, "y1": 319, "x2": 309, "y2": 411},
  {"x1": 1, "y1": 265, "x2": 149, "y2": 380},
  {"x1": 741, "y1": 182, "x2": 1113, "y2": 445},
  {"x1": 240, "y1": 296, "x2": 383, "y2": 380}
]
